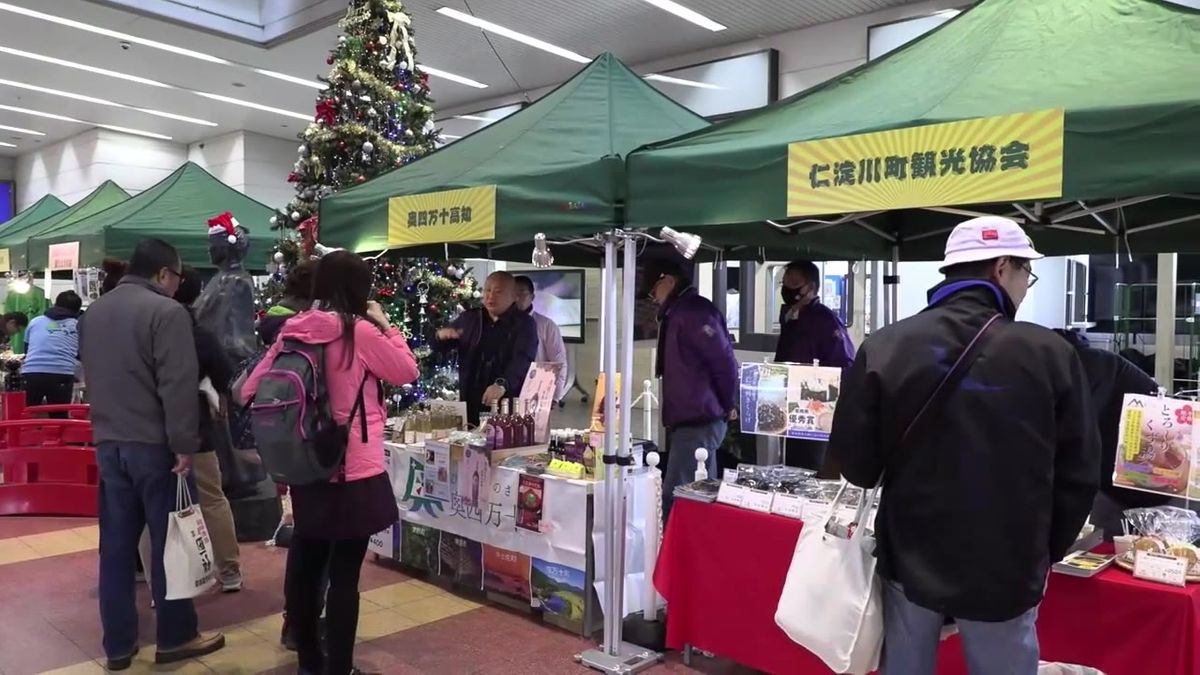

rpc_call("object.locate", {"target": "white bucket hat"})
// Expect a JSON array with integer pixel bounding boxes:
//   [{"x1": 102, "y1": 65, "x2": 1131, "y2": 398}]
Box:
[{"x1": 939, "y1": 216, "x2": 1043, "y2": 272}]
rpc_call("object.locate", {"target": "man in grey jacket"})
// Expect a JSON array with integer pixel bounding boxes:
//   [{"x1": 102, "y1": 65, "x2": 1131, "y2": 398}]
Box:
[{"x1": 80, "y1": 238, "x2": 225, "y2": 670}]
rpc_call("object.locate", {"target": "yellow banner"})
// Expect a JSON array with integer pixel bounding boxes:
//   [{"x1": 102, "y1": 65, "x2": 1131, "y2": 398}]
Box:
[
  {"x1": 0, "y1": 248, "x2": 9, "y2": 274},
  {"x1": 787, "y1": 109, "x2": 1065, "y2": 217},
  {"x1": 388, "y1": 185, "x2": 497, "y2": 247}
]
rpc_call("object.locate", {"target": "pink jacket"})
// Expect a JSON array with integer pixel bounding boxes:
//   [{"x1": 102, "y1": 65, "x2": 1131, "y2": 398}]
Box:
[{"x1": 242, "y1": 310, "x2": 418, "y2": 482}]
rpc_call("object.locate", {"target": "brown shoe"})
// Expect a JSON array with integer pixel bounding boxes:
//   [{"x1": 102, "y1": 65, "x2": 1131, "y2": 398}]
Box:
[{"x1": 155, "y1": 632, "x2": 226, "y2": 664}]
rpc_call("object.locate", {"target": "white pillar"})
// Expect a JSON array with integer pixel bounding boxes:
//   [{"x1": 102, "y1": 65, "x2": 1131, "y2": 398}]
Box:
[{"x1": 1155, "y1": 253, "x2": 1177, "y2": 391}]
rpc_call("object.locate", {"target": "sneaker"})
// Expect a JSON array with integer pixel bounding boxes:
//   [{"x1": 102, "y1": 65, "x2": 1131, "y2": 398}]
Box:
[
  {"x1": 105, "y1": 646, "x2": 138, "y2": 671},
  {"x1": 219, "y1": 572, "x2": 243, "y2": 593},
  {"x1": 155, "y1": 632, "x2": 226, "y2": 664}
]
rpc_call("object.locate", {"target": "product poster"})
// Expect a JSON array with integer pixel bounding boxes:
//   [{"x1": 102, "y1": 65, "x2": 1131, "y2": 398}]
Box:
[
  {"x1": 437, "y1": 533, "x2": 483, "y2": 590},
  {"x1": 517, "y1": 474, "x2": 545, "y2": 533},
  {"x1": 520, "y1": 362, "x2": 562, "y2": 444},
  {"x1": 1113, "y1": 393, "x2": 1197, "y2": 497},
  {"x1": 591, "y1": 373, "x2": 622, "y2": 432},
  {"x1": 483, "y1": 545, "x2": 531, "y2": 603},
  {"x1": 423, "y1": 442, "x2": 452, "y2": 502},
  {"x1": 531, "y1": 558, "x2": 586, "y2": 621},
  {"x1": 457, "y1": 444, "x2": 491, "y2": 512},
  {"x1": 739, "y1": 362, "x2": 841, "y2": 441},
  {"x1": 400, "y1": 521, "x2": 439, "y2": 573}
]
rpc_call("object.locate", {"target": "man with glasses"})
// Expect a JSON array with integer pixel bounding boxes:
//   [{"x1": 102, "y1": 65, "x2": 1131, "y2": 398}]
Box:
[
  {"x1": 80, "y1": 238, "x2": 226, "y2": 670},
  {"x1": 828, "y1": 216, "x2": 1098, "y2": 674}
]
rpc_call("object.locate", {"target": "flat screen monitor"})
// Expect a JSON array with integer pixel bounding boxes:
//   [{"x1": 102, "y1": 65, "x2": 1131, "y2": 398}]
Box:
[
  {"x1": 517, "y1": 269, "x2": 585, "y2": 344},
  {"x1": 0, "y1": 181, "x2": 13, "y2": 225}
]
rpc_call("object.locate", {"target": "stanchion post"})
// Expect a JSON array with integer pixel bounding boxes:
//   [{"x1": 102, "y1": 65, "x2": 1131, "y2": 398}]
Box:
[
  {"x1": 642, "y1": 379, "x2": 654, "y2": 443},
  {"x1": 643, "y1": 451, "x2": 661, "y2": 622}
]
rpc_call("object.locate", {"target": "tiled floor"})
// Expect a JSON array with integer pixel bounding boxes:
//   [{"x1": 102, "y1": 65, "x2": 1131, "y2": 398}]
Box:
[{"x1": 0, "y1": 517, "x2": 749, "y2": 675}]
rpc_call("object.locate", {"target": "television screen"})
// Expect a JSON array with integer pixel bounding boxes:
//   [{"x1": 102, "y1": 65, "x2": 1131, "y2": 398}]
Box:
[
  {"x1": 0, "y1": 181, "x2": 13, "y2": 225},
  {"x1": 518, "y1": 269, "x2": 584, "y2": 343}
]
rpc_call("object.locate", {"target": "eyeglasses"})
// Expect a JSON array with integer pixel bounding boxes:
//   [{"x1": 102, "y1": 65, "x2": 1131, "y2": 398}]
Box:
[
  {"x1": 1020, "y1": 263, "x2": 1039, "y2": 289},
  {"x1": 164, "y1": 267, "x2": 182, "y2": 280}
]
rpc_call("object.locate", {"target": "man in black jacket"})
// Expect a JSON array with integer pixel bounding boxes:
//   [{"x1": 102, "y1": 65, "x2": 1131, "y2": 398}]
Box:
[
  {"x1": 830, "y1": 217, "x2": 1099, "y2": 674},
  {"x1": 437, "y1": 271, "x2": 538, "y2": 426}
]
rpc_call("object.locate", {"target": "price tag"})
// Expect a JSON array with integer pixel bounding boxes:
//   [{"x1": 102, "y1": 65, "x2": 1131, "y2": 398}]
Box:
[
  {"x1": 742, "y1": 488, "x2": 774, "y2": 513},
  {"x1": 1133, "y1": 551, "x2": 1188, "y2": 587},
  {"x1": 722, "y1": 468, "x2": 739, "y2": 483},
  {"x1": 803, "y1": 500, "x2": 831, "y2": 524},
  {"x1": 716, "y1": 482, "x2": 750, "y2": 508},
  {"x1": 770, "y1": 492, "x2": 805, "y2": 520}
]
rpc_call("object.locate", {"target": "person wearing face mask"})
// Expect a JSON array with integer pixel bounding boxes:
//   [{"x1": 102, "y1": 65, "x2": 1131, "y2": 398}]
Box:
[
  {"x1": 829, "y1": 217, "x2": 1098, "y2": 674},
  {"x1": 642, "y1": 258, "x2": 738, "y2": 521},
  {"x1": 773, "y1": 260, "x2": 855, "y2": 474}
]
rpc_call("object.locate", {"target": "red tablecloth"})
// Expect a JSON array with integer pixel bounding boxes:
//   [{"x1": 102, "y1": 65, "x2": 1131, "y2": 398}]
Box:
[{"x1": 654, "y1": 499, "x2": 1200, "y2": 675}]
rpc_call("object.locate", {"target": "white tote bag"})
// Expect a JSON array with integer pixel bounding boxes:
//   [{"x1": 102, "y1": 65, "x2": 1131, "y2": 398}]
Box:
[
  {"x1": 163, "y1": 474, "x2": 217, "y2": 600},
  {"x1": 774, "y1": 482, "x2": 882, "y2": 675}
]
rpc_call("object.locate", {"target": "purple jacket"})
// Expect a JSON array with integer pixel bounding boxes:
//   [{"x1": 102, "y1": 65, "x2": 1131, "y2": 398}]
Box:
[
  {"x1": 773, "y1": 301, "x2": 855, "y2": 368},
  {"x1": 655, "y1": 287, "x2": 739, "y2": 428}
]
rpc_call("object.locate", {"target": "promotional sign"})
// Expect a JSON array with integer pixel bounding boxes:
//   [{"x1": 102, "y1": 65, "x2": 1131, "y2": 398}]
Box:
[
  {"x1": 1113, "y1": 393, "x2": 1198, "y2": 498},
  {"x1": 48, "y1": 241, "x2": 80, "y2": 271},
  {"x1": 531, "y1": 558, "x2": 587, "y2": 621},
  {"x1": 739, "y1": 362, "x2": 842, "y2": 441},
  {"x1": 387, "y1": 185, "x2": 496, "y2": 247},
  {"x1": 483, "y1": 544, "x2": 531, "y2": 602},
  {"x1": 519, "y1": 362, "x2": 562, "y2": 444},
  {"x1": 0, "y1": 248, "x2": 9, "y2": 274},
  {"x1": 787, "y1": 109, "x2": 1065, "y2": 217}
]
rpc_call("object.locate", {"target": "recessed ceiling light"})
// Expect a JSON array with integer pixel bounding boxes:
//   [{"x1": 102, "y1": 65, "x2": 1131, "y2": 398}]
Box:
[
  {"x1": 454, "y1": 115, "x2": 494, "y2": 122},
  {"x1": 441, "y1": 134, "x2": 462, "y2": 140},
  {"x1": 0, "y1": 141, "x2": 15, "y2": 148},
  {"x1": 0, "y1": 103, "x2": 172, "y2": 140},
  {"x1": 0, "y1": 122, "x2": 44, "y2": 136},
  {"x1": 0, "y1": 46, "x2": 308, "y2": 122},
  {"x1": 418, "y1": 65, "x2": 488, "y2": 89},
  {"x1": 636, "y1": 0, "x2": 726, "y2": 31},
  {"x1": 0, "y1": 78, "x2": 217, "y2": 126},
  {"x1": 644, "y1": 73, "x2": 721, "y2": 89},
  {"x1": 436, "y1": 7, "x2": 590, "y2": 63},
  {"x1": 250, "y1": 68, "x2": 325, "y2": 89},
  {"x1": 193, "y1": 92, "x2": 311, "y2": 121}
]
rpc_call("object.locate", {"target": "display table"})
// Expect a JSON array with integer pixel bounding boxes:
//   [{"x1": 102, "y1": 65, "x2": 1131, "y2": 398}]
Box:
[{"x1": 654, "y1": 499, "x2": 1200, "y2": 675}]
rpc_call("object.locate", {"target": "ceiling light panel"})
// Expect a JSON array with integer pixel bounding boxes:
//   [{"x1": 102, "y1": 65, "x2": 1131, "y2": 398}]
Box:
[
  {"x1": 418, "y1": 65, "x2": 488, "y2": 89},
  {"x1": 644, "y1": 73, "x2": 721, "y2": 89},
  {"x1": 0, "y1": 122, "x2": 44, "y2": 135},
  {"x1": 436, "y1": 7, "x2": 590, "y2": 63},
  {"x1": 0, "y1": 103, "x2": 172, "y2": 140},
  {"x1": 636, "y1": 0, "x2": 726, "y2": 31},
  {"x1": 0, "y1": 78, "x2": 217, "y2": 126},
  {"x1": 0, "y1": 141, "x2": 15, "y2": 148}
]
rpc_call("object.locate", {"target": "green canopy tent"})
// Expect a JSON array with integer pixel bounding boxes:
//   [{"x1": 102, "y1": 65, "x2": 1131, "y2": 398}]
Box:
[
  {"x1": 0, "y1": 194, "x2": 66, "y2": 235},
  {"x1": 1, "y1": 181, "x2": 131, "y2": 271},
  {"x1": 626, "y1": 0, "x2": 1200, "y2": 261},
  {"x1": 319, "y1": 53, "x2": 708, "y2": 263},
  {"x1": 27, "y1": 163, "x2": 276, "y2": 270}
]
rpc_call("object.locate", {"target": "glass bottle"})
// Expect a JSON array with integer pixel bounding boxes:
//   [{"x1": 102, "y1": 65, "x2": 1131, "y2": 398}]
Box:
[
  {"x1": 484, "y1": 403, "x2": 499, "y2": 450},
  {"x1": 511, "y1": 399, "x2": 528, "y2": 447},
  {"x1": 521, "y1": 399, "x2": 536, "y2": 446},
  {"x1": 497, "y1": 399, "x2": 513, "y2": 449}
]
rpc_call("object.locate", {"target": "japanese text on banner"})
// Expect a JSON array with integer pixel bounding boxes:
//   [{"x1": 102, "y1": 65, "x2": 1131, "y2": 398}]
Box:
[
  {"x1": 786, "y1": 109, "x2": 1065, "y2": 217},
  {"x1": 387, "y1": 185, "x2": 496, "y2": 247}
]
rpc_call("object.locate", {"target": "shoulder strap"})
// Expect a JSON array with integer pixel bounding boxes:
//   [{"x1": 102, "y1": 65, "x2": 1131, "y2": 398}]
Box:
[
  {"x1": 901, "y1": 313, "x2": 1004, "y2": 447},
  {"x1": 347, "y1": 372, "x2": 370, "y2": 443}
]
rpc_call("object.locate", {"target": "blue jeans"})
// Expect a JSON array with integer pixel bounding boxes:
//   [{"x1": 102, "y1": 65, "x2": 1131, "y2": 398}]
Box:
[
  {"x1": 881, "y1": 581, "x2": 1039, "y2": 675},
  {"x1": 97, "y1": 442, "x2": 200, "y2": 658},
  {"x1": 662, "y1": 419, "x2": 726, "y2": 521}
]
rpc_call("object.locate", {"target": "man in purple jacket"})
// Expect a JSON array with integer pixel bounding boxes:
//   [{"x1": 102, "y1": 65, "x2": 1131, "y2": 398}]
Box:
[
  {"x1": 774, "y1": 260, "x2": 855, "y2": 474},
  {"x1": 645, "y1": 259, "x2": 739, "y2": 519}
]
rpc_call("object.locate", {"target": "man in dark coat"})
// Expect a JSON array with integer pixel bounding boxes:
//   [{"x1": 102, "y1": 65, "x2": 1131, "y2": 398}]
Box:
[
  {"x1": 644, "y1": 259, "x2": 738, "y2": 520},
  {"x1": 830, "y1": 217, "x2": 1099, "y2": 674},
  {"x1": 437, "y1": 271, "x2": 538, "y2": 426}
]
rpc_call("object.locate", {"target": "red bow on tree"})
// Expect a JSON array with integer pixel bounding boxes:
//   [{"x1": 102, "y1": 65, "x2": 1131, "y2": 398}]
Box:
[
  {"x1": 315, "y1": 99, "x2": 338, "y2": 125},
  {"x1": 298, "y1": 216, "x2": 320, "y2": 258}
]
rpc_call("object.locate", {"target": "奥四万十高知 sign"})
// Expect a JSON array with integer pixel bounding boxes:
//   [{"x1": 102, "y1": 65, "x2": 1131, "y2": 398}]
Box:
[
  {"x1": 387, "y1": 185, "x2": 496, "y2": 247},
  {"x1": 787, "y1": 109, "x2": 1064, "y2": 217}
]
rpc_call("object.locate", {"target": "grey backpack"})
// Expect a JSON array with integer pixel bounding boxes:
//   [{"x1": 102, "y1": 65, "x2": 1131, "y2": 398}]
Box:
[{"x1": 249, "y1": 339, "x2": 366, "y2": 485}]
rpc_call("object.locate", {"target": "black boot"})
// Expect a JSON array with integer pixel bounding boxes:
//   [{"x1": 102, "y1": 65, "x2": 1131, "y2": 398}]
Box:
[{"x1": 280, "y1": 614, "x2": 297, "y2": 652}]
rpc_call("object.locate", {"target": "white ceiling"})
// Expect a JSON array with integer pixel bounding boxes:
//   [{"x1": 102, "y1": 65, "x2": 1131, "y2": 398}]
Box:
[{"x1": 0, "y1": 0, "x2": 921, "y2": 157}]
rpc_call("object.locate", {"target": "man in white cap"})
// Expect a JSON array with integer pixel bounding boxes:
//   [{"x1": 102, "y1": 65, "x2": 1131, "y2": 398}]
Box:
[{"x1": 829, "y1": 216, "x2": 1099, "y2": 674}]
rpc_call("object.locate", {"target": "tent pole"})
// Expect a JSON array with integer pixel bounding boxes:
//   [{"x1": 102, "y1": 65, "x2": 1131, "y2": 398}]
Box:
[
  {"x1": 1051, "y1": 195, "x2": 1164, "y2": 223},
  {"x1": 890, "y1": 245, "x2": 900, "y2": 325},
  {"x1": 1155, "y1": 253, "x2": 1177, "y2": 392},
  {"x1": 1127, "y1": 213, "x2": 1200, "y2": 235},
  {"x1": 578, "y1": 232, "x2": 660, "y2": 672}
]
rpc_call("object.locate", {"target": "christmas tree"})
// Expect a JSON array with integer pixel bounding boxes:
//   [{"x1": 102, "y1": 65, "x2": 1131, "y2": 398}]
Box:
[
  {"x1": 272, "y1": 0, "x2": 438, "y2": 234},
  {"x1": 370, "y1": 257, "x2": 481, "y2": 412}
]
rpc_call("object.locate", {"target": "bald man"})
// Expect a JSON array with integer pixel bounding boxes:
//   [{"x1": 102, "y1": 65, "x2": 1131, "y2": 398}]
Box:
[{"x1": 437, "y1": 271, "x2": 539, "y2": 425}]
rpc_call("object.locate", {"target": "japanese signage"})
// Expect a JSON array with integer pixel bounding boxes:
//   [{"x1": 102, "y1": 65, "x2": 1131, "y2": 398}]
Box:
[
  {"x1": 1113, "y1": 393, "x2": 1200, "y2": 498},
  {"x1": 47, "y1": 241, "x2": 80, "y2": 271},
  {"x1": 0, "y1": 247, "x2": 8, "y2": 274},
  {"x1": 786, "y1": 109, "x2": 1065, "y2": 217},
  {"x1": 387, "y1": 185, "x2": 496, "y2": 247},
  {"x1": 739, "y1": 362, "x2": 842, "y2": 441}
]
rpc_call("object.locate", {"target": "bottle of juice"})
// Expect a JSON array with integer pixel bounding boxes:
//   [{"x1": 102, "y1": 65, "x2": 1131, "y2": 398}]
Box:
[
  {"x1": 495, "y1": 399, "x2": 512, "y2": 449},
  {"x1": 521, "y1": 399, "x2": 536, "y2": 445},
  {"x1": 484, "y1": 403, "x2": 499, "y2": 450}
]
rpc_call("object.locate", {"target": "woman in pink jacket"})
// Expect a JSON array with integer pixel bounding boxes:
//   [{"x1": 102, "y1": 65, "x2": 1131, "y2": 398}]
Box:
[{"x1": 242, "y1": 251, "x2": 417, "y2": 675}]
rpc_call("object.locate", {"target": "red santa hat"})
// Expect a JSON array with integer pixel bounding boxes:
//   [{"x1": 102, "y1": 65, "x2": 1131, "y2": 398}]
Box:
[{"x1": 207, "y1": 212, "x2": 240, "y2": 244}]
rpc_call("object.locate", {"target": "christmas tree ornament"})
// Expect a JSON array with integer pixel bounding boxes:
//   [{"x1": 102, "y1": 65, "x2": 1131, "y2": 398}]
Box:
[
  {"x1": 269, "y1": 215, "x2": 278, "y2": 225},
  {"x1": 362, "y1": 140, "x2": 374, "y2": 153},
  {"x1": 291, "y1": 210, "x2": 302, "y2": 221},
  {"x1": 274, "y1": 251, "x2": 286, "y2": 264}
]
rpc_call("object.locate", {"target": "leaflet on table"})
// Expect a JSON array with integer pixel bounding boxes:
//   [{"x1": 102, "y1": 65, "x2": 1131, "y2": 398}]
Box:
[
  {"x1": 1112, "y1": 393, "x2": 1199, "y2": 499},
  {"x1": 739, "y1": 361, "x2": 841, "y2": 441}
]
